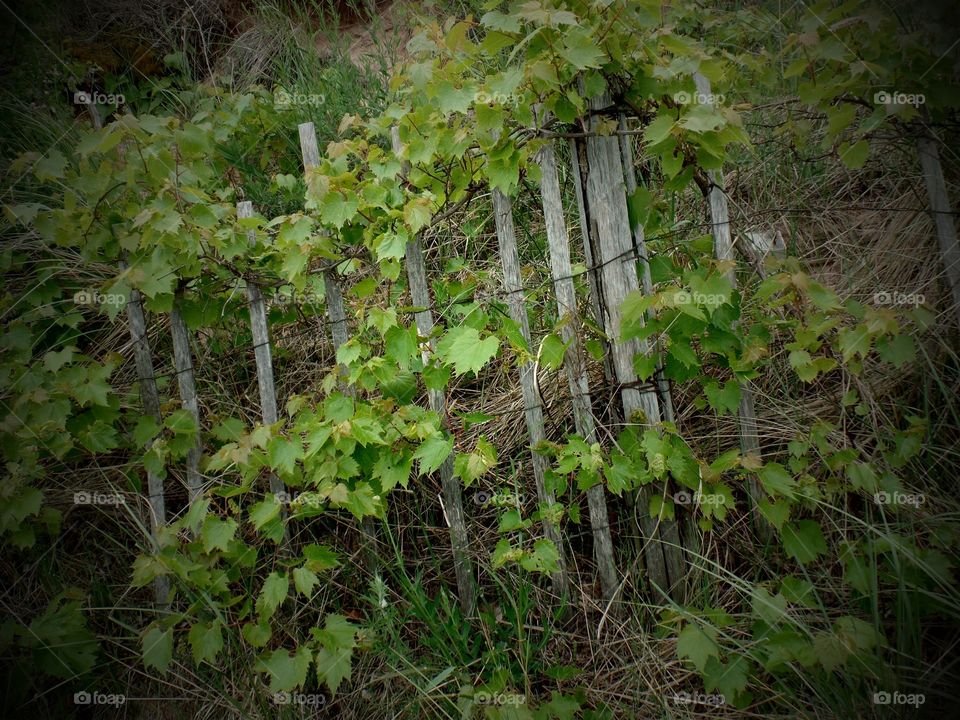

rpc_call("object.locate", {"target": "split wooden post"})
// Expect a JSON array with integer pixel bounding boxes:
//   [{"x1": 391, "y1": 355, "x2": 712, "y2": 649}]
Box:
[
  {"x1": 568, "y1": 138, "x2": 616, "y2": 389},
  {"x1": 580, "y1": 93, "x2": 684, "y2": 598},
  {"x1": 916, "y1": 130, "x2": 960, "y2": 328},
  {"x1": 238, "y1": 201, "x2": 289, "y2": 542},
  {"x1": 538, "y1": 142, "x2": 619, "y2": 607},
  {"x1": 122, "y1": 274, "x2": 169, "y2": 605},
  {"x1": 491, "y1": 185, "x2": 569, "y2": 599},
  {"x1": 617, "y1": 115, "x2": 676, "y2": 424},
  {"x1": 391, "y1": 127, "x2": 476, "y2": 615},
  {"x1": 298, "y1": 122, "x2": 378, "y2": 571},
  {"x1": 170, "y1": 291, "x2": 203, "y2": 502},
  {"x1": 110, "y1": 88, "x2": 167, "y2": 597},
  {"x1": 694, "y1": 74, "x2": 770, "y2": 541},
  {"x1": 297, "y1": 123, "x2": 354, "y2": 375}
]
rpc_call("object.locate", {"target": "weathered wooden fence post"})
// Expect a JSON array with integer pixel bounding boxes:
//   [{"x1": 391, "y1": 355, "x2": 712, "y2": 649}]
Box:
[
  {"x1": 491, "y1": 184, "x2": 569, "y2": 599},
  {"x1": 297, "y1": 123, "x2": 354, "y2": 383},
  {"x1": 538, "y1": 142, "x2": 619, "y2": 607},
  {"x1": 237, "y1": 201, "x2": 289, "y2": 541},
  {"x1": 391, "y1": 127, "x2": 476, "y2": 615},
  {"x1": 916, "y1": 129, "x2": 960, "y2": 328},
  {"x1": 694, "y1": 74, "x2": 770, "y2": 540},
  {"x1": 579, "y1": 92, "x2": 684, "y2": 599},
  {"x1": 122, "y1": 274, "x2": 169, "y2": 605},
  {"x1": 568, "y1": 138, "x2": 616, "y2": 389},
  {"x1": 113, "y1": 98, "x2": 169, "y2": 599},
  {"x1": 614, "y1": 115, "x2": 692, "y2": 566},
  {"x1": 298, "y1": 122, "x2": 379, "y2": 572},
  {"x1": 170, "y1": 291, "x2": 203, "y2": 503},
  {"x1": 617, "y1": 115, "x2": 676, "y2": 424}
]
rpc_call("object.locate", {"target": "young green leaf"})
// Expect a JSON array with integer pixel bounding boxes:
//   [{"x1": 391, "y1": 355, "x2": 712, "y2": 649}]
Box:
[
  {"x1": 781, "y1": 520, "x2": 827, "y2": 564},
  {"x1": 436, "y1": 326, "x2": 500, "y2": 376},
  {"x1": 315, "y1": 646, "x2": 353, "y2": 695},
  {"x1": 200, "y1": 516, "x2": 238, "y2": 553},
  {"x1": 676, "y1": 623, "x2": 720, "y2": 672},
  {"x1": 258, "y1": 646, "x2": 312, "y2": 693},
  {"x1": 142, "y1": 626, "x2": 174, "y2": 673},
  {"x1": 257, "y1": 572, "x2": 289, "y2": 620},
  {"x1": 188, "y1": 621, "x2": 223, "y2": 666}
]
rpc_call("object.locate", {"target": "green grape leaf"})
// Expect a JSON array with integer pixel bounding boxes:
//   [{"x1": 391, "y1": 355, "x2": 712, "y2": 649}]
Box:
[
  {"x1": 782, "y1": 520, "x2": 827, "y2": 564},
  {"x1": 242, "y1": 620, "x2": 272, "y2": 648},
  {"x1": 676, "y1": 623, "x2": 719, "y2": 672},
  {"x1": 142, "y1": 626, "x2": 173, "y2": 673},
  {"x1": 436, "y1": 326, "x2": 500, "y2": 376},
  {"x1": 750, "y1": 586, "x2": 789, "y2": 625},
  {"x1": 257, "y1": 572, "x2": 289, "y2": 620},
  {"x1": 268, "y1": 436, "x2": 302, "y2": 477},
  {"x1": 303, "y1": 544, "x2": 341, "y2": 572},
  {"x1": 704, "y1": 379, "x2": 741, "y2": 415},
  {"x1": 188, "y1": 621, "x2": 223, "y2": 666},
  {"x1": 201, "y1": 516, "x2": 238, "y2": 553},
  {"x1": 703, "y1": 654, "x2": 751, "y2": 706},
  {"x1": 876, "y1": 334, "x2": 916, "y2": 367},
  {"x1": 249, "y1": 495, "x2": 282, "y2": 530},
  {"x1": 837, "y1": 325, "x2": 871, "y2": 362},
  {"x1": 560, "y1": 27, "x2": 604, "y2": 69},
  {"x1": 539, "y1": 333, "x2": 568, "y2": 370},
  {"x1": 315, "y1": 646, "x2": 353, "y2": 696},
  {"x1": 758, "y1": 463, "x2": 797, "y2": 498},
  {"x1": 414, "y1": 435, "x2": 454, "y2": 476},
  {"x1": 780, "y1": 576, "x2": 817, "y2": 607},
  {"x1": 839, "y1": 139, "x2": 870, "y2": 169},
  {"x1": 258, "y1": 646, "x2": 312, "y2": 692},
  {"x1": 452, "y1": 437, "x2": 497, "y2": 486},
  {"x1": 314, "y1": 614, "x2": 357, "y2": 651},
  {"x1": 292, "y1": 567, "x2": 320, "y2": 596},
  {"x1": 644, "y1": 115, "x2": 675, "y2": 146}
]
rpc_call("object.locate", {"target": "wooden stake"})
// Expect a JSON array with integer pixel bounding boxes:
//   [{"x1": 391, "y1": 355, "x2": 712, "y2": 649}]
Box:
[
  {"x1": 392, "y1": 127, "x2": 476, "y2": 615},
  {"x1": 170, "y1": 291, "x2": 203, "y2": 502},
  {"x1": 539, "y1": 142, "x2": 619, "y2": 607},
  {"x1": 917, "y1": 132, "x2": 960, "y2": 328},
  {"x1": 122, "y1": 271, "x2": 169, "y2": 605},
  {"x1": 617, "y1": 115, "x2": 676, "y2": 423},
  {"x1": 694, "y1": 73, "x2": 770, "y2": 542},
  {"x1": 582, "y1": 92, "x2": 684, "y2": 598},
  {"x1": 568, "y1": 138, "x2": 616, "y2": 389},
  {"x1": 237, "y1": 201, "x2": 289, "y2": 543},
  {"x1": 297, "y1": 123, "x2": 380, "y2": 573},
  {"x1": 238, "y1": 202, "x2": 285, "y2": 494},
  {"x1": 491, "y1": 185, "x2": 569, "y2": 598}
]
